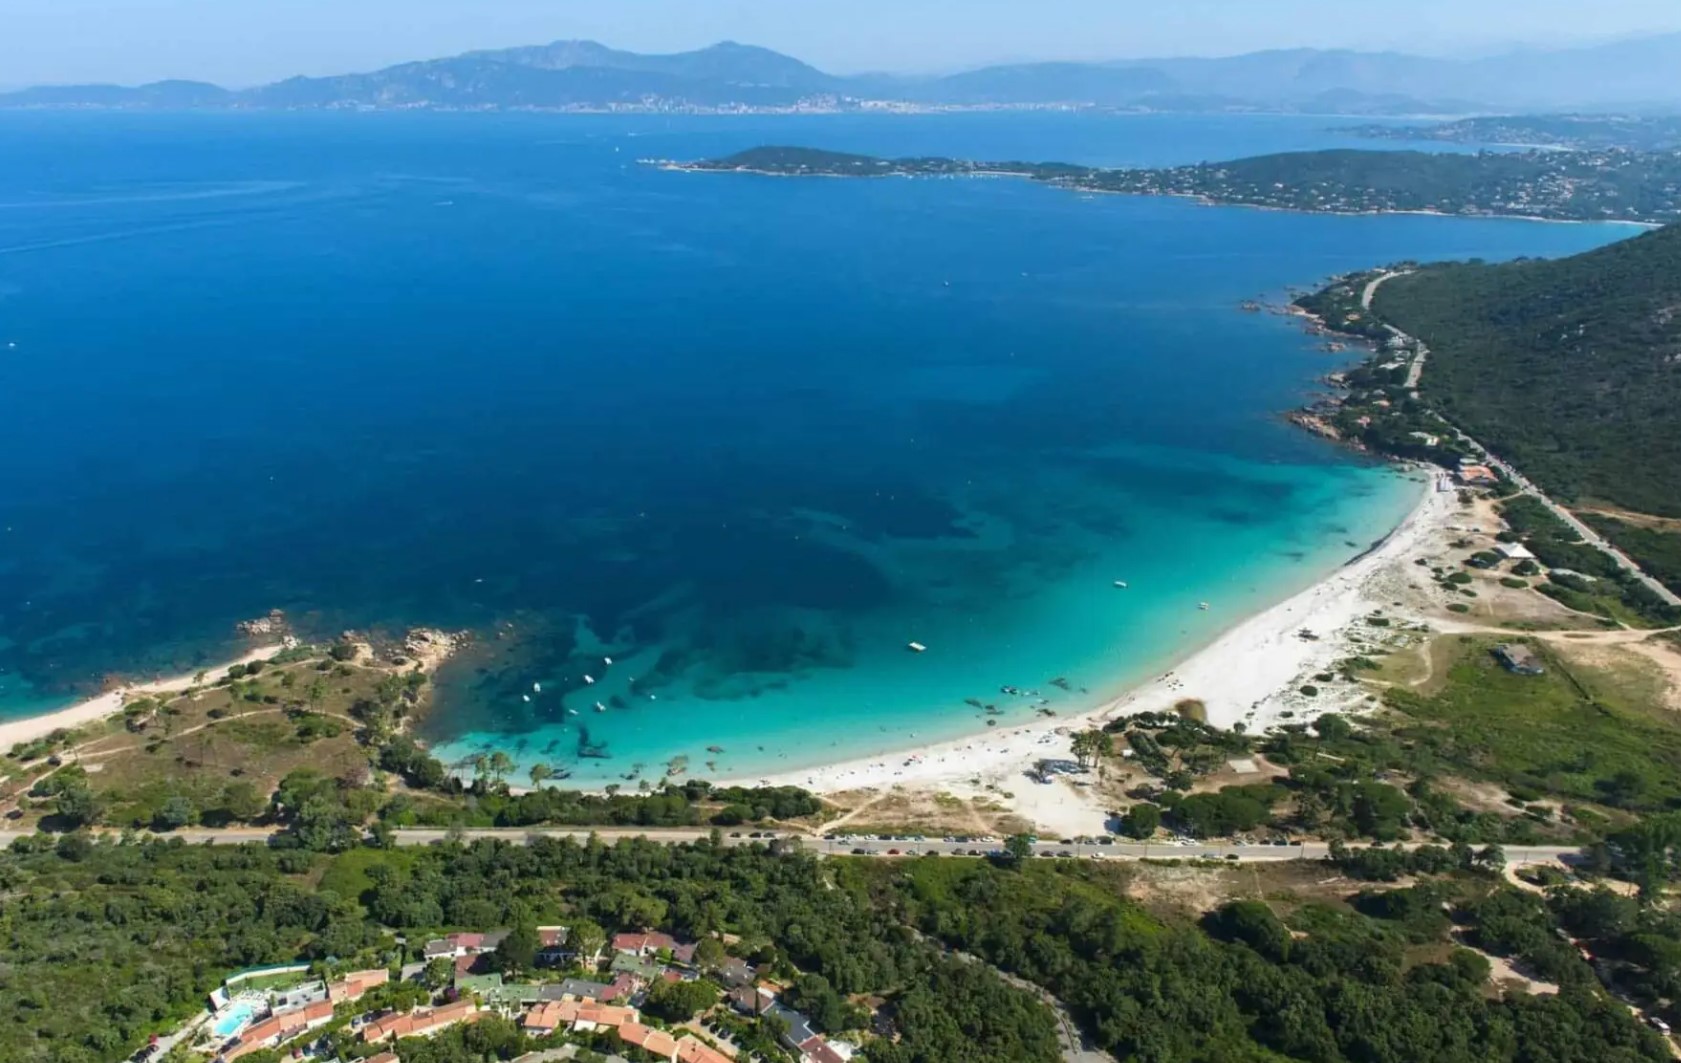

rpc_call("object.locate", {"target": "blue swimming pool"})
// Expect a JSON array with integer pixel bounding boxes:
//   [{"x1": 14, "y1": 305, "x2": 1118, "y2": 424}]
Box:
[{"x1": 212, "y1": 1000, "x2": 261, "y2": 1040}]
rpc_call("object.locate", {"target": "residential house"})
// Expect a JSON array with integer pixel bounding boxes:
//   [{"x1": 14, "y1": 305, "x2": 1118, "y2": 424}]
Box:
[
  {"x1": 366, "y1": 1054, "x2": 399, "y2": 1063},
  {"x1": 536, "y1": 925, "x2": 572, "y2": 966},
  {"x1": 609, "y1": 952, "x2": 665, "y2": 982},
  {"x1": 601, "y1": 971, "x2": 642, "y2": 1003},
  {"x1": 520, "y1": 1001, "x2": 573, "y2": 1037},
  {"x1": 766, "y1": 1002, "x2": 820, "y2": 1049},
  {"x1": 799, "y1": 1037, "x2": 849, "y2": 1063},
  {"x1": 328, "y1": 967, "x2": 391, "y2": 1004},
  {"x1": 1493, "y1": 644, "x2": 1545, "y2": 677},
  {"x1": 550, "y1": 978, "x2": 613, "y2": 1001},
  {"x1": 361, "y1": 1000, "x2": 482, "y2": 1043},
  {"x1": 620, "y1": 1022, "x2": 681, "y2": 1061},
  {"x1": 423, "y1": 931, "x2": 509, "y2": 960},
  {"x1": 610, "y1": 931, "x2": 680, "y2": 958},
  {"x1": 716, "y1": 960, "x2": 756, "y2": 988},
  {"x1": 727, "y1": 985, "x2": 775, "y2": 1017},
  {"x1": 675, "y1": 1038, "x2": 734, "y2": 1063},
  {"x1": 220, "y1": 1000, "x2": 334, "y2": 1061},
  {"x1": 521, "y1": 997, "x2": 639, "y2": 1036},
  {"x1": 269, "y1": 981, "x2": 328, "y2": 1011},
  {"x1": 1494, "y1": 542, "x2": 1536, "y2": 562}
]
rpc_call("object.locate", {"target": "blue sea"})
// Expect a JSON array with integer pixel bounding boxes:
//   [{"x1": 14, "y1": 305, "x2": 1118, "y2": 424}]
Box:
[{"x1": 0, "y1": 111, "x2": 1632, "y2": 784}]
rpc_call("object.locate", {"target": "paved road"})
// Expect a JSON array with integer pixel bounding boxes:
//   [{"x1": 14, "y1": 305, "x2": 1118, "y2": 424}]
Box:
[
  {"x1": 1360, "y1": 269, "x2": 1680, "y2": 608},
  {"x1": 0, "y1": 826, "x2": 1581, "y2": 867}
]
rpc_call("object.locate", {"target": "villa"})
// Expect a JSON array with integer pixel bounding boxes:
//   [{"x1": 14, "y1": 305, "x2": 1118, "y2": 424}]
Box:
[
  {"x1": 361, "y1": 1000, "x2": 481, "y2": 1043},
  {"x1": 219, "y1": 999, "x2": 333, "y2": 1061},
  {"x1": 327, "y1": 967, "x2": 390, "y2": 1003}
]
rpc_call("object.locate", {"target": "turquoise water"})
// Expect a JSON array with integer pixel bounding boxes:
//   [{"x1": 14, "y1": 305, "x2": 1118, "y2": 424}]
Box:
[
  {"x1": 212, "y1": 1001, "x2": 261, "y2": 1039},
  {"x1": 0, "y1": 112, "x2": 1633, "y2": 785}
]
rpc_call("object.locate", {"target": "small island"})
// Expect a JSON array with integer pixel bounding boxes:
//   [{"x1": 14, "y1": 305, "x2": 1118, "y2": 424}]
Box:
[{"x1": 664, "y1": 144, "x2": 1681, "y2": 224}]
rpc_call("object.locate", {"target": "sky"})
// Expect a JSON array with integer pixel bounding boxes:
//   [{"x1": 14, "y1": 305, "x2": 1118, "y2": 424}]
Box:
[{"x1": 4, "y1": 0, "x2": 1681, "y2": 87}]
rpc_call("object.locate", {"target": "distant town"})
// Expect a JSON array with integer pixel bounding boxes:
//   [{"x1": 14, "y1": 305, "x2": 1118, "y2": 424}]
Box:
[{"x1": 668, "y1": 145, "x2": 1681, "y2": 224}]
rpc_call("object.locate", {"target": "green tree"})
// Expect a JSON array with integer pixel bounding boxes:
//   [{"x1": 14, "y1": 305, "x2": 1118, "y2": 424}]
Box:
[
  {"x1": 1120, "y1": 803, "x2": 1161, "y2": 840},
  {"x1": 645, "y1": 978, "x2": 720, "y2": 1022},
  {"x1": 494, "y1": 919, "x2": 539, "y2": 977},
  {"x1": 1004, "y1": 833, "x2": 1036, "y2": 864}
]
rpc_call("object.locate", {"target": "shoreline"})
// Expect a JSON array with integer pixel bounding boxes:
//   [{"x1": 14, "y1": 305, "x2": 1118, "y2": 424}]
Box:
[
  {"x1": 715, "y1": 475, "x2": 1452, "y2": 832},
  {"x1": 0, "y1": 644, "x2": 287, "y2": 751},
  {"x1": 660, "y1": 162, "x2": 1665, "y2": 229}
]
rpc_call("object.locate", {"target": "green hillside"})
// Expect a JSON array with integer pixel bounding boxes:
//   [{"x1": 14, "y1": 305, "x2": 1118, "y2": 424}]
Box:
[{"x1": 1373, "y1": 224, "x2": 1681, "y2": 518}]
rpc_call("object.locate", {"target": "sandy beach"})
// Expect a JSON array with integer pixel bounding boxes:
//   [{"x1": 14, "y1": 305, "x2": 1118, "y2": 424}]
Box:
[
  {"x1": 730, "y1": 477, "x2": 1458, "y2": 836},
  {"x1": 0, "y1": 645, "x2": 285, "y2": 751}
]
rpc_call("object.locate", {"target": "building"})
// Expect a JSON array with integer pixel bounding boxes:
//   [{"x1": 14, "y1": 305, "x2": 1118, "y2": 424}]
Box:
[
  {"x1": 1456, "y1": 464, "x2": 1499, "y2": 487},
  {"x1": 610, "y1": 952, "x2": 666, "y2": 982},
  {"x1": 1492, "y1": 644, "x2": 1545, "y2": 677},
  {"x1": 521, "y1": 996, "x2": 639, "y2": 1036},
  {"x1": 620, "y1": 1022, "x2": 681, "y2": 1061},
  {"x1": 361, "y1": 1000, "x2": 481, "y2": 1043},
  {"x1": 675, "y1": 1036, "x2": 735, "y2": 1063},
  {"x1": 327, "y1": 967, "x2": 390, "y2": 1004},
  {"x1": 550, "y1": 978, "x2": 613, "y2": 1000},
  {"x1": 799, "y1": 1039, "x2": 850, "y2": 1063},
  {"x1": 366, "y1": 1054, "x2": 399, "y2": 1063},
  {"x1": 536, "y1": 925, "x2": 572, "y2": 966},
  {"x1": 1494, "y1": 542, "x2": 1537, "y2": 562},
  {"x1": 220, "y1": 1000, "x2": 334, "y2": 1061},
  {"x1": 423, "y1": 931, "x2": 509, "y2": 960},
  {"x1": 610, "y1": 931, "x2": 681, "y2": 957}
]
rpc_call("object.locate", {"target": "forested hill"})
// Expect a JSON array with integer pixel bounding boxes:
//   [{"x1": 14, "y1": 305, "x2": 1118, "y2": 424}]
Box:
[
  {"x1": 675, "y1": 145, "x2": 1681, "y2": 224},
  {"x1": 1373, "y1": 224, "x2": 1681, "y2": 517}
]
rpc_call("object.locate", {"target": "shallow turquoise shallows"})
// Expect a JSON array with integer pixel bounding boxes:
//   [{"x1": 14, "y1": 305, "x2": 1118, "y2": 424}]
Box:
[{"x1": 0, "y1": 111, "x2": 1633, "y2": 783}]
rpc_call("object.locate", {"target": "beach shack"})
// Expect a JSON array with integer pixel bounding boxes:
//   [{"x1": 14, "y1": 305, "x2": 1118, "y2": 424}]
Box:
[{"x1": 1492, "y1": 644, "x2": 1545, "y2": 677}]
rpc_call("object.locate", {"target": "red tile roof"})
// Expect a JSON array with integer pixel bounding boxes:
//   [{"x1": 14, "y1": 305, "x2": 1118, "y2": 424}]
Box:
[
  {"x1": 362, "y1": 1000, "x2": 479, "y2": 1042},
  {"x1": 621, "y1": 1022, "x2": 681, "y2": 1059},
  {"x1": 676, "y1": 1036, "x2": 736, "y2": 1063}
]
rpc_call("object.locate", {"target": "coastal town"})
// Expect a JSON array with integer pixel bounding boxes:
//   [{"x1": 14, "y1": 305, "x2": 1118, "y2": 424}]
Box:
[
  {"x1": 670, "y1": 144, "x2": 1681, "y2": 224},
  {"x1": 138, "y1": 924, "x2": 858, "y2": 1063}
]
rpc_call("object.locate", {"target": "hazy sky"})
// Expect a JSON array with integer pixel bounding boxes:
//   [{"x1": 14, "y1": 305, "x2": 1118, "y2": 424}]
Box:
[{"x1": 6, "y1": 0, "x2": 1681, "y2": 87}]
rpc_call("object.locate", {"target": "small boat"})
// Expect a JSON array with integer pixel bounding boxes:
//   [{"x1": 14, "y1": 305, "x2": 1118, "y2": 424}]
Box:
[
  {"x1": 1113, "y1": 580, "x2": 1128, "y2": 589},
  {"x1": 604, "y1": 656, "x2": 613, "y2": 666},
  {"x1": 583, "y1": 675, "x2": 596, "y2": 685},
  {"x1": 907, "y1": 642, "x2": 927, "y2": 653},
  {"x1": 707, "y1": 745, "x2": 724, "y2": 754},
  {"x1": 532, "y1": 681, "x2": 542, "y2": 693},
  {"x1": 567, "y1": 708, "x2": 579, "y2": 716},
  {"x1": 522, "y1": 694, "x2": 531, "y2": 703},
  {"x1": 1199, "y1": 602, "x2": 1211, "y2": 611},
  {"x1": 595, "y1": 702, "x2": 607, "y2": 713}
]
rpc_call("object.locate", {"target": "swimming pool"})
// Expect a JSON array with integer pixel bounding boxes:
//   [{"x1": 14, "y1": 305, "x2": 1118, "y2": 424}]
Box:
[{"x1": 212, "y1": 1000, "x2": 262, "y2": 1040}]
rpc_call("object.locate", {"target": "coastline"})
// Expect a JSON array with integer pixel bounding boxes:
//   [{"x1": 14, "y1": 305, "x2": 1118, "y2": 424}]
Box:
[
  {"x1": 661, "y1": 162, "x2": 1665, "y2": 228},
  {"x1": 0, "y1": 644, "x2": 286, "y2": 751},
  {"x1": 719, "y1": 475, "x2": 1451, "y2": 833}
]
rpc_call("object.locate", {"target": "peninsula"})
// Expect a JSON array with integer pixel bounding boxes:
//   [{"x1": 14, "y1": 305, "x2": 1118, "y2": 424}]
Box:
[{"x1": 667, "y1": 144, "x2": 1681, "y2": 224}]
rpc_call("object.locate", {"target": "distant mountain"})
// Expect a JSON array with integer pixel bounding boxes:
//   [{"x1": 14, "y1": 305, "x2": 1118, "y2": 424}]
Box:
[{"x1": 4, "y1": 34, "x2": 1680, "y2": 114}]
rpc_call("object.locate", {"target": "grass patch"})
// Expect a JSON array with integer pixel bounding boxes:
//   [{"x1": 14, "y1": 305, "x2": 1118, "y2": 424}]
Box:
[{"x1": 1383, "y1": 636, "x2": 1681, "y2": 812}]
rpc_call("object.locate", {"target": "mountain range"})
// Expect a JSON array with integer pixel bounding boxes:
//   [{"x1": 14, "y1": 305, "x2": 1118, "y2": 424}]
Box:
[{"x1": 6, "y1": 35, "x2": 1681, "y2": 114}]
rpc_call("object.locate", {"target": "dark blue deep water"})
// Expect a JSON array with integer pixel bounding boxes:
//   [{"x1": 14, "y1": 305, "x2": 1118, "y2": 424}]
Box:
[{"x1": 0, "y1": 112, "x2": 1631, "y2": 781}]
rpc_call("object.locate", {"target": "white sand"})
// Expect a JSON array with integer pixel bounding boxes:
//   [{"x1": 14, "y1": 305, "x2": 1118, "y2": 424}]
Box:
[
  {"x1": 735, "y1": 478, "x2": 1458, "y2": 836},
  {"x1": 0, "y1": 645, "x2": 284, "y2": 751}
]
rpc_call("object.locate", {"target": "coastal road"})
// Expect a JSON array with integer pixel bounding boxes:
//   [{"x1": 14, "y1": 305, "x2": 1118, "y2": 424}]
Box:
[
  {"x1": 1360, "y1": 270, "x2": 1429, "y2": 391},
  {"x1": 1360, "y1": 269, "x2": 1680, "y2": 608},
  {"x1": 0, "y1": 826, "x2": 1582, "y2": 867}
]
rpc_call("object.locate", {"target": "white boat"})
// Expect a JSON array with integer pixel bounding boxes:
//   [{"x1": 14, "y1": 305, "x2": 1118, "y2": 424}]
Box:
[
  {"x1": 522, "y1": 695, "x2": 531, "y2": 703},
  {"x1": 584, "y1": 675, "x2": 596, "y2": 685},
  {"x1": 1113, "y1": 580, "x2": 1128, "y2": 589},
  {"x1": 604, "y1": 656, "x2": 613, "y2": 666},
  {"x1": 1199, "y1": 602, "x2": 1211, "y2": 611},
  {"x1": 532, "y1": 681, "x2": 542, "y2": 693},
  {"x1": 907, "y1": 642, "x2": 927, "y2": 653},
  {"x1": 567, "y1": 709, "x2": 579, "y2": 716},
  {"x1": 595, "y1": 702, "x2": 607, "y2": 713}
]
